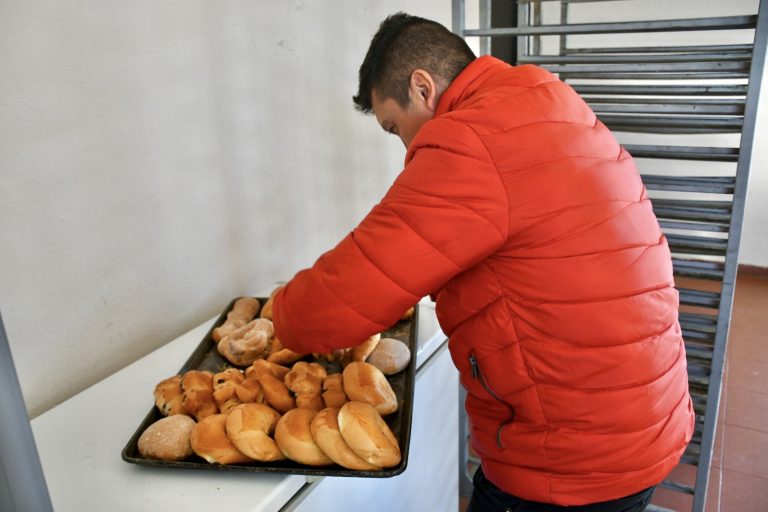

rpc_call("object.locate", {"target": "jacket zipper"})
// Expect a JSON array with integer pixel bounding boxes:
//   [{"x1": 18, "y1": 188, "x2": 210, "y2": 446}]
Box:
[{"x1": 469, "y1": 353, "x2": 512, "y2": 449}]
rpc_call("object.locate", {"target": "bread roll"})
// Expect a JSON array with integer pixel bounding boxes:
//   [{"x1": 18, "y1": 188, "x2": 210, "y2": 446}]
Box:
[
  {"x1": 285, "y1": 361, "x2": 327, "y2": 411},
  {"x1": 181, "y1": 370, "x2": 217, "y2": 421},
  {"x1": 190, "y1": 414, "x2": 253, "y2": 465},
  {"x1": 225, "y1": 403, "x2": 284, "y2": 462},
  {"x1": 342, "y1": 362, "x2": 398, "y2": 415},
  {"x1": 213, "y1": 368, "x2": 246, "y2": 414},
  {"x1": 249, "y1": 359, "x2": 295, "y2": 413},
  {"x1": 321, "y1": 373, "x2": 348, "y2": 409},
  {"x1": 342, "y1": 333, "x2": 381, "y2": 367},
  {"x1": 235, "y1": 377, "x2": 265, "y2": 404},
  {"x1": 213, "y1": 368, "x2": 245, "y2": 386},
  {"x1": 213, "y1": 384, "x2": 238, "y2": 414},
  {"x1": 366, "y1": 338, "x2": 411, "y2": 375},
  {"x1": 153, "y1": 375, "x2": 188, "y2": 416},
  {"x1": 217, "y1": 318, "x2": 274, "y2": 367},
  {"x1": 138, "y1": 415, "x2": 196, "y2": 461},
  {"x1": 310, "y1": 408, "x2": 380, "y2": 471},
  {"x1": 212, "y1": 297, "x2": 260, "y2": 342},
  {"x1": 259, "y1": 286, "x2": 282, "y2": 320},
  {"x1": 246, "y1": 359, "x2": 290, "y2": 381},
  {"x1": 338, "y1": 401, "x2": 401, "y2": 468},
  {"x1": 274, "y1": 408, "x2": 333, "y2": 466},
  {"x1": 313, "y1": 348, "x2": 346, "y2": 364},
  {"x1": 267, "y1": 335, "x2": 305, "y2": 366}
]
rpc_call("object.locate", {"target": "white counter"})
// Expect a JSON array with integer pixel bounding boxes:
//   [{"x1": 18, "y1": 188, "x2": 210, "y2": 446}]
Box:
[{"x1": 31, "y1": 298, "x2": 451, "y2": 512}]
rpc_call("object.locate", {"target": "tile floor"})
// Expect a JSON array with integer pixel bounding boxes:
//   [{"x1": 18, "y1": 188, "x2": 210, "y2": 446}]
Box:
[{"x1": 459, "y1": 271, "x2": 768, "y2": 512}]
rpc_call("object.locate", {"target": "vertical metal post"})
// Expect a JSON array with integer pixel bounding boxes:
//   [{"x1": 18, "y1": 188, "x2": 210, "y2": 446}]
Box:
[
  {"x1": 559, "y1": 1, "x2": 568, "y2": 56},
  {"x1": 0, "y1": 312, "x2": 54, "y2": 512},
  {"x1": 479, "y1": 0, "x2": 492, "y2": 56},
  {"x1": 452, "y1": 0, "x2": 465, "y2": 36},
  {"x1": 517, "y1": 0, "x2": 531, "y2": 63},
  {"x1": 692, "y1": 1, "x2": 768, "y2": 509},
  {"x1": 490, "y1": 0, "x2": 518, "y2": 62},
  {"x1": 458, "y1": 385, "x2": 474, "y2": 497},
  {"x1": 532, "y1": 0, "x2": 542, "y2": 56}
]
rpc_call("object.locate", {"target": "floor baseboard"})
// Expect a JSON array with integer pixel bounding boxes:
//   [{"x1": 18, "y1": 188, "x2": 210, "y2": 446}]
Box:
[{"x1": 738, "y1": 264, "x2": 768, "y2": 279}]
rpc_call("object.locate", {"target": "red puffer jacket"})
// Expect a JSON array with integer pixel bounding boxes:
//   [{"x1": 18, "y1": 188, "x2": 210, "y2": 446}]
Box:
[{"x1": 273, "y1": 55, "x2": 694, "y2": 505}]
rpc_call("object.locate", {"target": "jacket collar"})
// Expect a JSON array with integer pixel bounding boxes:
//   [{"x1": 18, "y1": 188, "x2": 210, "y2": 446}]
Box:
[
  {"x1": 403, "y1": 56, "x2": 510, "y2": 164},
  {"x1": 434, "y1": 55, "x2": 510, "y2": 116}
]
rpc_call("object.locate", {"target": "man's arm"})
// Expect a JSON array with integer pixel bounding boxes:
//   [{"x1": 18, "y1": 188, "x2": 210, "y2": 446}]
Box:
[{"x1": 273, "y1": 119, "x2": 509, "y2": 354}]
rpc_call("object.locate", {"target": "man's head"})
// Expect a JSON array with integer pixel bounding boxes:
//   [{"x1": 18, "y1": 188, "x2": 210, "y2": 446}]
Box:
[{"x1": 353, "y1": 13, "x2": 476, "y2": 148}]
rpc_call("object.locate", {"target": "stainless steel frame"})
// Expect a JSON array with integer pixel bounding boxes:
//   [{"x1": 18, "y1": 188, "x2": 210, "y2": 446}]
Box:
[
  {"x1": 453, "y1": 1, "x2": 767, "y2": 510},
  {"x1": 0, "y1": 312, "x2": 55, "y2": 512}
]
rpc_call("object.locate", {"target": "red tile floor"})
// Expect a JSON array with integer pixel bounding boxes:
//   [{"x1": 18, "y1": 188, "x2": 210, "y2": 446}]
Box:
[{"x1": 459, "y1": 271, "x2": 768, "y2": 511}]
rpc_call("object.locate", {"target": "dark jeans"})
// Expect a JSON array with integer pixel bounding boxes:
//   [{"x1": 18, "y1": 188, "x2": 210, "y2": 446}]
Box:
[{"x1": 467, "y1": 467, "x2": 655, "y2": 512}]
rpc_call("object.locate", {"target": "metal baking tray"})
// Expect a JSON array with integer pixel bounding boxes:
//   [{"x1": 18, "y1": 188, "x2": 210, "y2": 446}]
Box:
[{"x1": 121, "y1": 296, "x2": 418, "y2": 478}]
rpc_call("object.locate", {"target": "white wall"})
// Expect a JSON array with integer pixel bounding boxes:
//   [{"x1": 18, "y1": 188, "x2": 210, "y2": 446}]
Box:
[
  {"x1": 0, "y1": 0, "x2": 450, "y2": 417},
  {"x1": 742, "y1": 75, "x2": 768, "y2": 265}
]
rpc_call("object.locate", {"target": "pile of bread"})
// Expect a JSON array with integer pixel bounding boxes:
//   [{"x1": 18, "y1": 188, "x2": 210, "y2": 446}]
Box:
[{"x1": 137, "y1": 295, "x2": 413, "y2": 472}]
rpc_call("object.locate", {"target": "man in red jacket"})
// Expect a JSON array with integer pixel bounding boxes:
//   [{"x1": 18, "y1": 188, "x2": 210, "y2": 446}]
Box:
[{"x1": 273, "y1": 12, "x2": 694, "y2": 512}]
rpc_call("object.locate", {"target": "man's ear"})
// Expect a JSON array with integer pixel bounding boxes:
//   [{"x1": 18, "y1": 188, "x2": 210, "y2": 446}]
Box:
[{"x1": 409, "y1": 69, "x2": 439, "y2": 112}]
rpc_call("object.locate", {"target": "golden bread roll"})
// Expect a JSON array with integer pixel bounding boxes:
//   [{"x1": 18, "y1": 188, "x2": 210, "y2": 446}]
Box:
[
  {"x1": 366, "y1": 338, "x2": 411, "y2": 375},
  {"x1": 338, "y1": 401, "x2": 401, "y2": 468},
  {"x1": 212, "y1": 368, "x2": 246, "y2": 413},
  {"x1": 235, "y1": 377, "x2": 265, "y2": 404},
  {"x1": 213, "y1": 383, "x2": 240, "y2": 414},
  {"x1": 250, "y1": 359, "x2": 295, "y2": 413},
  {"x1": 321, "y1": 373, "x2": 348, "y2": 409},
  {"x1": 225, "y1": 403, "x2": 285, "y2": 462},
  {"x1": 284, "y1": 361, "x2": 327, "y2": 390},
  {"x1": 213, "y1": 368, "x2": 245, "y2": 387},
  {"x1": 153, "y1": 375, "x2": 188, "y2": 416},
  {"x1": 190, "y1": 414, "x2": 252, "y2": 465},
  {"x1": 267, "y1": 335, "x2": 306, "y2": 366},
  {"x1": 285, "y1": 361, "x2": 327, "y2": 411},
  {"x1": 212, "y1": 297, "x2": 260, "y2": 342},
  {"x1": 342, "y1": 362, "x2": 398, "y2": 415},
  {"x1": 310, "y1": 408, "x2": 380, "y2": 471},
  {"x1": 138, "y1": 414, "x2": 196, "y2": 461},
  {"x1": 259, "y1": 286, "x2": 283, "y2": 320},
  {"x1": 274, "y1": 408, "x2": 333, "y2": 466},
  {"x1": 343, "y1": 333, "x2": 381, "y2": 367},
  {"x1": 313, "y1": 348, "x2": 346, "y2": 364},
  {"x1": 217, "y1": 318, "x2": 274, "y2": 367},
  {"x1": 181, "y1": 370, "x2": 217, "y2": 421},
  {"x1": 246, "y1": 359, "x2": 291, "y2": 380}
]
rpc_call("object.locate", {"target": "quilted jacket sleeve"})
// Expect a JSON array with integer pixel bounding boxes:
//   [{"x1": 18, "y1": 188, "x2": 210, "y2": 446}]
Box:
[{"x1": 273, "y1": 118, "x2": 509, "y2": 354}]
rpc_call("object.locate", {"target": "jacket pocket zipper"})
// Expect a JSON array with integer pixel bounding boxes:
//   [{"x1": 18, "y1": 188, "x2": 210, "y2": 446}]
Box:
[{"x1": 469, "y1": 353, "x2": 512, "y2": 449}]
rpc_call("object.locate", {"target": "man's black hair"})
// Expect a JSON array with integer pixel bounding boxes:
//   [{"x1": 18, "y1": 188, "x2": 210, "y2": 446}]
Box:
[{"x1": 353, "y1": 13, "x2": 476, "y2": 114}]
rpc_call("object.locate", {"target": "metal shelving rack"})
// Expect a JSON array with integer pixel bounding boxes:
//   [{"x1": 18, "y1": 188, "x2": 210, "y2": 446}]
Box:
[{"x1": 452, "y1": 1, "x2": 767, "y2": 510}]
